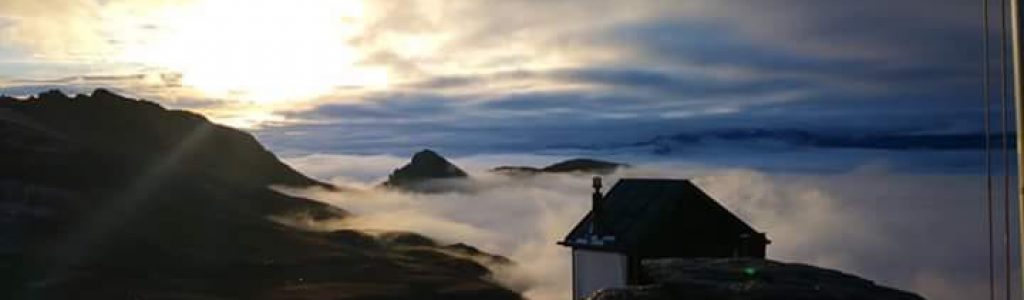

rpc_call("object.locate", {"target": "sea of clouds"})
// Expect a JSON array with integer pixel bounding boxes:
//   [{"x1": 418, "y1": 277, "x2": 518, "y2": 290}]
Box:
[{"x1": 278, "y1": 153, "x2": 997, "y2": 300}]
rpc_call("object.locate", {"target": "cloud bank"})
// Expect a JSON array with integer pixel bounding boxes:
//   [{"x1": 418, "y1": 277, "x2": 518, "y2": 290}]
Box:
[{"x1": 280, "y1": 153, "x2": 992, "y2": 300}]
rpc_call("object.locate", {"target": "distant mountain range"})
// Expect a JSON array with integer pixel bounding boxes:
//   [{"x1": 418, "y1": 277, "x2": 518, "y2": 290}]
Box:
[
  {"x1": 547, "y1": 128, "x2": 1009, "y2": 155},
  {"x1": 380, "y1": 150, "x2": 627, "y2": 193},
  {"x1": 0, "y1": 90, "x2": 520, "y2": 299}
]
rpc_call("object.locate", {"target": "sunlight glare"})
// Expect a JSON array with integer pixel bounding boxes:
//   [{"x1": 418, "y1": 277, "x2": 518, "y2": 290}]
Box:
[{"x1": 119, "y1": 0, "x2": 387, "y2": 103}]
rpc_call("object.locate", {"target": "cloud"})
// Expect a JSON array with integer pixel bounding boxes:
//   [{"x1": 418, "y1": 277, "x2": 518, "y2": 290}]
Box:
[
  {"x1": 278, "y1": 153, "x2": 991, "y2": 300},
  {"x1": 256, "y1": 84, "x2": 982, "y2": 161},
  {"x1": 0, "y1": 1, "x2": 985, "y2": 155},
  {"x1": 0, "y1": 0, "x2": 109, "y2": 61},
  {"x1": 0, "y1": 1, "x2": 980, "y2": 122}
]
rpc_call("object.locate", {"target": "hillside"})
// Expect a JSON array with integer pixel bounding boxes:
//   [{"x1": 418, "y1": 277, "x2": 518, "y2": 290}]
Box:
[{"x1": 0, "y1": 90, "x2": 521, "y2": 299}]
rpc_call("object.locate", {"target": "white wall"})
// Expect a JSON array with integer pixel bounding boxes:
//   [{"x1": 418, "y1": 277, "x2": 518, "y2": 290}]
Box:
[{"x1": 572, "y1": 249, "x2": 628, "y2": 299}]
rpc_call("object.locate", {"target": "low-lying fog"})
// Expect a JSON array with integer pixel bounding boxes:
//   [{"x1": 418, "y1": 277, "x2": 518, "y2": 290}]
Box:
[{"x1": 280, "y1": 153, "x2": 995, "y2": 300}]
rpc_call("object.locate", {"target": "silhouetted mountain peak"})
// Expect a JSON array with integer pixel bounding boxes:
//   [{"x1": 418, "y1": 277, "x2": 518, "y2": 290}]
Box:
[
  {"x1": 492, "y1": 158, "x2": 626, "y2": 175},
  {"x1": 91, "y1": 88, "x2": 122, "y2": 99},
  {"x1": 1, "y1": 89, "x2": 323, "y2": 189},
  {"x1": 37, "y1": 89, "x2": 70, "y2": 101},
  {"x1": 411, "y1": 149, "x2": 448, "y2": 165},
  {"x1": 384, "y1": 149, "x2": 468, "y2": 190},
  {"x1": 542, "y1": 158, "x2": 625, "y2": 173}
]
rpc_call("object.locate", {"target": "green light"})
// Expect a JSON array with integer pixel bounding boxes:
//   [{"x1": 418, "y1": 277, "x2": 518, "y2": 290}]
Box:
[{"x1": 743, "y1": 267, "x2": 757, "y2": 276}]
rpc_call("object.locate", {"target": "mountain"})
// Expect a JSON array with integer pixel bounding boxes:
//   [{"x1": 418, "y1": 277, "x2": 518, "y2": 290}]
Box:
[
  {"x1": 541, "y1": 129, "x2": 1005, "y2": 155},
  {"x1": 2, "y1": 89, "x2": 329, "y2": 189},
  {"x1": 383, "y1": 149, "x2": 469, "y2": 191},
  {"x1": 587, "y1": 258, "x2": 924, "y2": 300},
  {"x1": 0, "y1": 90, "x2": 521, "y2": 300},
  {"x1": 542, "y1": 158, "x2": 626, "y2": 173},
  {"x1": 492, "y1": 158, "x2": 626, "y2": 175}
]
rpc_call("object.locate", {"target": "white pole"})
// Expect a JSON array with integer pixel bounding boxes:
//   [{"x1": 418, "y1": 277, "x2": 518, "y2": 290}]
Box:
[{"x1": 1011, "y1": 0, "x2": 1024, "y2": 297}]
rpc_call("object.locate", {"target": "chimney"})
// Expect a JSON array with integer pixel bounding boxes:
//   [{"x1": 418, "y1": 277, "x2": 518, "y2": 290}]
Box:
[{"x1": 591, "y1": 176, "x2": 603, "y2": 236}]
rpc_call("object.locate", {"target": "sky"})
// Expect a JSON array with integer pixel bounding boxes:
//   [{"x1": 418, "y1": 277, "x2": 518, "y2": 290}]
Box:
[
  {"x1": 0, "y1": 1, "x2": 1010, "y2": 299},
  {"x1": 0, "y1": 0, "x2": 984, "y2": 156}
]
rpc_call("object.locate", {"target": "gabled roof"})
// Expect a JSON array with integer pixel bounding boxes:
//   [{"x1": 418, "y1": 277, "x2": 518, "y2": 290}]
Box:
[{"x1": 558, "y1": 178, "x2": 765, "y2": 253}]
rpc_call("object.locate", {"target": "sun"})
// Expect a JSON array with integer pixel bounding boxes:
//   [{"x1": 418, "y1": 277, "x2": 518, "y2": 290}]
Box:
[{"x1": 117, "y1": 0, "x2": 388, "y2": 103}]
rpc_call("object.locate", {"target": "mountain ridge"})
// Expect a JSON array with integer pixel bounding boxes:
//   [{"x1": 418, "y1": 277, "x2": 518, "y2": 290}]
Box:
[{"x1": 0, "y1": 89, "x2": 522, "y2": 300}]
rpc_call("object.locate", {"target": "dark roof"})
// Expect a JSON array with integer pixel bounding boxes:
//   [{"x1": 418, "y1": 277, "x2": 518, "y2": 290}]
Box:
[{"x1": 559, "y1": 178, "x2": 765, "y2": 252}]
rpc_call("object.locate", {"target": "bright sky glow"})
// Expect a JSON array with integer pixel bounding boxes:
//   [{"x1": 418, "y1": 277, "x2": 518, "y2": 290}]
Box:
[
  {"x1": 111, "y1": 0, "x2": 388, "y2": 103},
  {"x1": 0, "y1": 0, "x2": 979, "y2": 133}
]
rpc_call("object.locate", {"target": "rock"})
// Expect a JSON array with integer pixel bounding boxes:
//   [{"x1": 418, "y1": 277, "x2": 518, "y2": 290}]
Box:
[
  {"x1": 383, "y1": 149, "x2": 469, "y2": 191},
  {"x1": 587, "y1": 258, "x2": 924, "y2": 300}
]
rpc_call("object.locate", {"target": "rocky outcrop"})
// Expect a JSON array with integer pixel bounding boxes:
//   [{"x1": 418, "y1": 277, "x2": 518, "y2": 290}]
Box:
[
  {"x1": 587, "y1": 258, "x2": 924, "y2": 300},
  {"x1": 383, "y1": 149, "x2": 469, "y2": 191}
]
